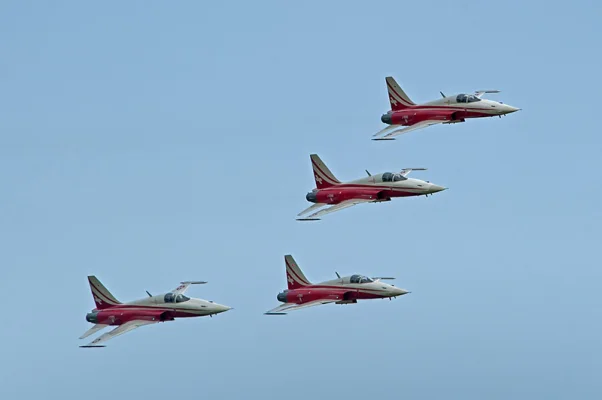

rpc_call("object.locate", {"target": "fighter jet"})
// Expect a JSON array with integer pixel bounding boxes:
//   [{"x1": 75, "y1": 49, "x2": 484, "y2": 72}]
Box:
[
  {"x1": 80, "y1": 276, "x2": 232, "y2": 347},
  {"x1": 373, "y1": 76, "x2": 520, "y2": 140},
  {"x1": 265, "y1": 255, "x2": 409, "y2": 315},
  {"x1": 297, "y1": 154, "x2": 446, "y2": 220}
]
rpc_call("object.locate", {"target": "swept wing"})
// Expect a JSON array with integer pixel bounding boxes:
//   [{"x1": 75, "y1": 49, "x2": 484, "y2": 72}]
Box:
[
  {"x1": 171, "y1": 281, "x2": 207, "y2": 295},
  {"x1": 474, "y1": 90, "x2": 500, "y2": 98},
  {"x1": 297, "y1": 198, "x2": 374, "y2": 221},
  {"x1": 264, "y1": 300, "x2": 336, "y2": 315},
  {"x1": 399, "y1": 167, "x2": 427, "y2": 177},
  {"x1": 79, "y1": 324, "x2": 109, "y2": 340},
  {"x1": 80, "y1": 320, "x2": 157, "y2": 347},
  {"x1": 297, "y1": 202, "x2": 326, "y2": 218},
  {"x1": 373, "y1": 120, "x2": 445, "y2": 140}
]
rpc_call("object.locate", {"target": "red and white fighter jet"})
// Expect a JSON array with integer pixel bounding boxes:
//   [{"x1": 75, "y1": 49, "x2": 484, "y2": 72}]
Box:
[
  {"x1": 373, "y1": 76, "x2": 520, "y2": 140},
  {"x1": 80, "y1": 276, "x2": 232, "y2": 347},
  {"x1": 265, "y1": 255, "x2": 409, "y2": 315},
  {"x1": 297, "y1": 154, "x2": 446, "y2": 220}
]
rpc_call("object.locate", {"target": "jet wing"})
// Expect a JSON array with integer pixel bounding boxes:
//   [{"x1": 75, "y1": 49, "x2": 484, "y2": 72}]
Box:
[
  {"x1": 400, "y1": 167, "x2": 427, "y2": 177},
  {"x1": 372, "y1": 120, "x2": 444, "y2": 140},
  {"x1": 79, "y1": 324, "x2": 109, "y2": 340},
  {"x1": 297, "y1": 202, "x2": 326, "y2": 218},
  {"x1": 171, "y1": 281, "x2": 207, "y2": 295},
  {"x1": 80, "y1": 320, "x2": 157, "y2": 347},
  {"x1": 297, "y1": 199, "x2": 373, "y2": 221},
  {"x1": 474, "y1": 90, "x2": 500, "y2": 98},
  {"x1": 264, "y1": 300, "x2": 336, "y2": 315}
]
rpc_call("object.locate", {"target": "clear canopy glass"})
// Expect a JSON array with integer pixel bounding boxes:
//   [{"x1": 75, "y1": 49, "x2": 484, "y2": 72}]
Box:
[
  {"x1": 350, "y1": 274, "x2": 374, "y2": 284},
  {"x1": 456, "y1": 94, "x2": 481, "y2": 103}
]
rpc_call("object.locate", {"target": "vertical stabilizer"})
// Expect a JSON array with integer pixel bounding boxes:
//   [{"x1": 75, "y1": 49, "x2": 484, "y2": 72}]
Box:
[
  {"x1": 285, "y1": 255, "x2": 311, "y2": 290},
  {"x1": 88, "y1": 276, "x2": 121, "y2": 310},
  {"x1": 385, "y1": 76, "x2": 416, "y2": 111},
  {"x1": 310, "y1": 154, "x2": 340, "y2": 189}
]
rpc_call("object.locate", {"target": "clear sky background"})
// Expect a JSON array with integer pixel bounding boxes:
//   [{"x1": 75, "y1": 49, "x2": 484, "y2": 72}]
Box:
[{"x1": 1, "y1": 1, "x2": 601, "y2": 398}]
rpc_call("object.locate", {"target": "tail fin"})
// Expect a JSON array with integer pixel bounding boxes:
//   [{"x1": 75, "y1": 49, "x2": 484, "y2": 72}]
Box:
[
  {"x1": 385, "y1": 76, "x2": 416, "y2": 111},
  {"x1": 88, "y1": 276, "x2": 121, "y2": 310},
  {"x1": 310, "y1": 154, "x2": 340, "y2": 189},
  {"x1": 285, "y1": 255, "x2": 311, "y2": 290}
]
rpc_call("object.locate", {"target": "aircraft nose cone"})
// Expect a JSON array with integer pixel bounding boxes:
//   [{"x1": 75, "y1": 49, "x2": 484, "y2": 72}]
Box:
[
  {"x1": 394, "y1": 288, "x2": 409, "y2": 296},
  {"x1": 214, "y1": 304, "x2": 232, "y2": 314},
  {"x1": 505, "y1": 105, "x2": 520, "y2": 114},
  {"x1": 429, "y1": 184, "x2": 447, "y2": 193}
]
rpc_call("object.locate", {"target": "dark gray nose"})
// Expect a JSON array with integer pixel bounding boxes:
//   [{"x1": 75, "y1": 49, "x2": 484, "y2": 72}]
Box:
[
  {"x1": 306, "y1": 191, "x2": 317, "y2": 202},
  {"x1": 277, "y1": 291, "x2": 288, "y2": 302},
  {"x1": 381, "y1": 113, "x2": 392, "y2": 124}
]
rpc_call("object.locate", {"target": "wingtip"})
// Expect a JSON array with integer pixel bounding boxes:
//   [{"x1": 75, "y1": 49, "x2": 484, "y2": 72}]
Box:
[
  {"x1": 372, "y1": 138, "x2": 396, "y2": 141},
  {"x1": 296, "y1": 218, "x2": 320, "y2": 221},
  {"x1": 79, "y1": 345, "x2": 106, "y2": 348}
]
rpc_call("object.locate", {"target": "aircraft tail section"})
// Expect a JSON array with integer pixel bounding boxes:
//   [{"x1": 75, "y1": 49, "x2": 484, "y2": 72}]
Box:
[
  {"x1": 88, "y1": 276, "x2": 122, "y2": 310},
  {"x1": 386, "y1": 76, "x2": 416, "y2": 111},
  {"x1": 285, "y1": 255, "x2": 311, "y2": 290},
  {"x1": 310, "y1": 154, "x2": 340, "y2": 189}
]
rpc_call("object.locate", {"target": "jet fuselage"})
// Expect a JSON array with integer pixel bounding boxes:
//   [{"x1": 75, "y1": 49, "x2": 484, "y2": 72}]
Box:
[
  {"x1": 381, "y1": 95, "x2": 520, "y2": 127},
  {"x1": 277, "y1": 275, "x2": 408, "y2": 306},
  {"x1": 86, "y1": 295, "x2": 231, "y2": 326},
  {"x1": 306, "y1": 173, "x2": 445, "y2": 205}
]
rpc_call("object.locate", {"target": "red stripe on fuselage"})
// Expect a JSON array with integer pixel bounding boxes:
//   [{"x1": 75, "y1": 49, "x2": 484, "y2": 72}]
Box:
[
  {"x1": 333, "y1": 184, "x2": 418, "y2": 190},
  {"x1": 94, "y1": 304, "x2": 205, "y2": 316},
  {"x1": 303, "y1": 284, "x2": 385, "y2": 292},
  {"x1": 286, "y1": 285, "x2": 391, "y2": 303},
  {"x1": 391, "y1": 105, "x2": 499, "y2": 114},
  {"x1": 318, "y1": 184, "x2": 423, "y2": 198}
]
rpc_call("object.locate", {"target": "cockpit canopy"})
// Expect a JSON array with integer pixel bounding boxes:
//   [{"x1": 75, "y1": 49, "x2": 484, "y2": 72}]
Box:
[
  {"x1": 382, "y1": 172, "x2": 407, "y2": 182},
  {"x1": 456, "y1": 94, "x2": 481, "y2": 103},
  {"x1": 350, "y1": 274, "x2": 373, "y2": 284},
  {"x1": 164, "y1": 293, "x2": 190, "y2": 303}
]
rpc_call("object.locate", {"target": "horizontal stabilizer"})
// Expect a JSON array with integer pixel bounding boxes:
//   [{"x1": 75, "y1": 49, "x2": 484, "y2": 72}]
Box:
[
  {"x1": 296, "y1": 218, "x2": 320, "y2": 221},
  {"x1": 264, "y1": 312, "x2": 287, "y2": 315},
  {"x1": 372, "y1": 138, "x2": 396, "y2": 141},
  {"x1": 79, "y1": 345, "x2": 106, "y2": 348}
]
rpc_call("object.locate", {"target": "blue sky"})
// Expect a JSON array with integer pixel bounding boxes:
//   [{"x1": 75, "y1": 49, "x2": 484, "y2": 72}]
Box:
[{"x1": 1, "y1": 1, "x2": 601, "y2": 398}]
